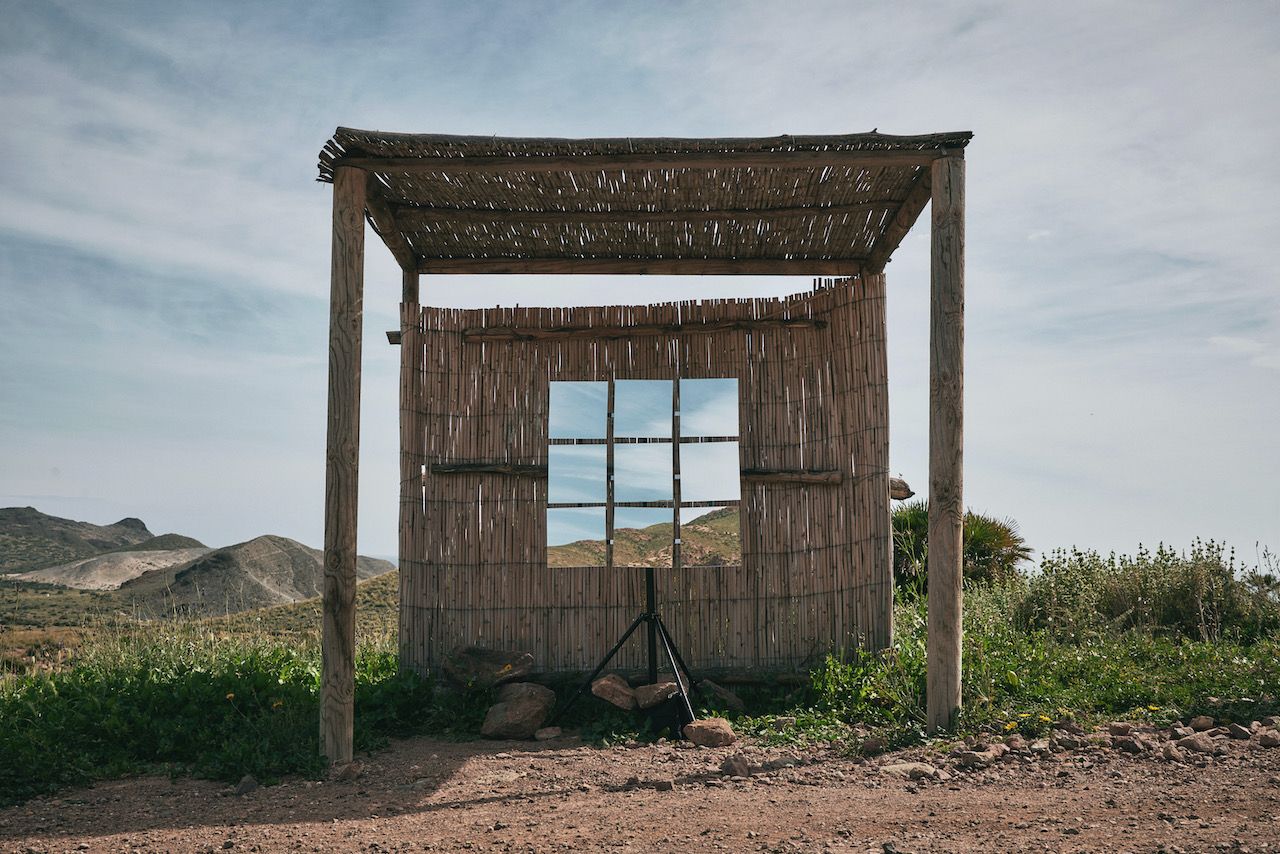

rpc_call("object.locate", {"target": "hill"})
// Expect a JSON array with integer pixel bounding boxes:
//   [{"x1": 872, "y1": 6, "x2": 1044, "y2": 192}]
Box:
[
  {"x1": 16, "y1": 546, "x2": 212, "y2": 590},
  {"x1": 547, "y1": 506, "x2": 742, "y2": 567},
  {"x1": 0, "y1": 507, "x2": 155, "y2": 573},
  {"x1": 118, "y1": 535, "x2": 396, "y2": 618}
]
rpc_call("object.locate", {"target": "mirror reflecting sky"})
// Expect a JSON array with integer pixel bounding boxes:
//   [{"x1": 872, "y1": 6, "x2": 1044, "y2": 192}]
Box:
[
  {"x1": 615, "y1": 443, "x2": 674, "y2": 502},
  {"x1": 681, "y1": 378, "x2": 738, "y2": 437},
  {"x1": 680, "y1": 441, "x2": 741, "y2": 502},
  {"x1": 548, "y1": 445, "x2": 606, "y2": 503},
  {"x1": 549, "y1": 381, "x2": 607, "y2": 439},
  {"x1": 614, "y1": 380, "x2": 671, "y2": 438}
]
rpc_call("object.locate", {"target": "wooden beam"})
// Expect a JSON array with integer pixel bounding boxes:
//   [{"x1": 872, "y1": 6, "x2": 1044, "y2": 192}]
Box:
[
  {"x1": 926, "y1": 155, "x2": 965, "y2": 733},
  {"x1": 321, "y1": 166, "x2": 365, "y2": 765},
  {"x1": 741, "y1": 469, "x2": 843, "y2": 485},
  {"x1": 463, "y1": 317, "x2": 824, "y2": 342},
  {"x1": 386, "y1": 330, "x2": 401, "y2": 345},
  {"x1": 334, "y1": 148, "x2": 944, "y2": 175},
  {"x1": 429, "y1": 462, "x2": 546, "y2": 477},
  {"x1": 401, "y1": 268, "x2": 420, "y2": 304},
  {"x1": 393, "y1": 199, "x2": 899, "y2": 228},
  {"x1": 364, "y1": 177, "x2": 417, "y2": 272},
  {"x1": 864, "y1": 166, "x2": 934, "y2": 273},
  {"x1": 417, "y1": 257, "x2": 863, "y2": 275}
]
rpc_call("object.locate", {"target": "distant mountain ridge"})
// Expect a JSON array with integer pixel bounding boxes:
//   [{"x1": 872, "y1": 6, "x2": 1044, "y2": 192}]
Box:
[
  {"x1": 0, "y1": 507, "x2": 156, "y2": 573},
  {"x1": 1, "y1": 507, "x2": 396, "y2": 621},
  {"x1": 119, "y1": 535, "x2": 394, "y2": 617}
]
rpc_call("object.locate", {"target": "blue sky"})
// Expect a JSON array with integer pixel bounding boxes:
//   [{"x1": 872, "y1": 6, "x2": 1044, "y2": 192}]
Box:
[{"x1": 1, "y1": 1, "x2": 1276, "y2": 561}]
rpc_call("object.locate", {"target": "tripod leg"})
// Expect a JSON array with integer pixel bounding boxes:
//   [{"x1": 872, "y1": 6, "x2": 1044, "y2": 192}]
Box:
[
  {"x1": 655, "y1": 619, "x2": 696, "y2": 726},
  {"x1": 653, "y1": 614, "x2": 705, "y2": 703},
  {"x1": 548, "y1": 612, "x2": 647, "y2": 726}
]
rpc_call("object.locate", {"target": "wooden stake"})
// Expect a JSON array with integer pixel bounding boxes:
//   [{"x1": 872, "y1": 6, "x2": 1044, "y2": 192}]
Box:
[
  {"x1": 927, "y1": 155, "x2": 965, "y2": 733},
  {"x1": 321, "y1": 165, "x2": 365, "y2": 764}
]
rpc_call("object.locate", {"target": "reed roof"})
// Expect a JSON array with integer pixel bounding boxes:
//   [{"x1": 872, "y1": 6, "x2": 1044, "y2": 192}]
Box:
[{"x1": 317, "y1": 128, "x2": 972, "y2": 275}]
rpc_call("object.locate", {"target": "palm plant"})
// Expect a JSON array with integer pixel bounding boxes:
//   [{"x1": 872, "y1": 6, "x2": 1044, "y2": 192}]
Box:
[{"x1": 892, "y1": 500, "x2": 1033, "y2": 590}]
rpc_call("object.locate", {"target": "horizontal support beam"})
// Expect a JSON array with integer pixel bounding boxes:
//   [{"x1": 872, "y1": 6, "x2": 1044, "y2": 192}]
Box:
[
  {"x1": 335, "y1": 148, "x2": 948, "y2": 175},
  {"x1": 464, "y1": 317, "x2": 826, "y2": 341},
  {"x1": 428, "y1": 462, "x2": 545, "y2": 477},
  {"x1": 393, "y1": 199, "x2": 900, "y2": 228},
  {"x1": 549, "y1": 500, "x2": 739, "y2": 510},
  {"x1": 742, "y1": 469, "x2": 843, "y2": 485},
  {"x1": 418, "y1": 257, "x2": 864, "y2": 275},
  {"x1": 890, "y1": 476, "x2": 915, "y2": 500},
  {"x1": 386, "y1": 330, "x2": 401, "y2": 345}
]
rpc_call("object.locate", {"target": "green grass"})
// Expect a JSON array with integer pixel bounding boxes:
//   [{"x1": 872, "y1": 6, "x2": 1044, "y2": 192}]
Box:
[{"x1": 2, "y1": 540, "x2": 1277, "y2": 807}]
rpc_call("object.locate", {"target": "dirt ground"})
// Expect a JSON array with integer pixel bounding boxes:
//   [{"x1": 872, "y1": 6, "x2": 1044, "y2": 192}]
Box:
[{"x1": 3, "y1": 731, "x2": 1279, "y2": 854}]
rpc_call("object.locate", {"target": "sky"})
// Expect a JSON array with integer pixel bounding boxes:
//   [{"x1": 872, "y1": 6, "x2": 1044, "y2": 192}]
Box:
[{"x1": 1, "y1": 1, "x2": 1276, "y2": 563}]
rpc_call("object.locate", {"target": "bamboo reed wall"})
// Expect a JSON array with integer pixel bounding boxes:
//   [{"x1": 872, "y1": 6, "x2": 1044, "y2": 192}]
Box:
[{"x1": 398, "y1": 275, "x2": 892, "y2": 676}]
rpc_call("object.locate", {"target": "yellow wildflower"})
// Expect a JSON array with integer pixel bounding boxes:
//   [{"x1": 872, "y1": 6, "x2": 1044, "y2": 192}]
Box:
[
  {"x1": 1004, "y1": 721, "x2": 1018, "y2": 731},
  {"x1": 1037, "y1": 714, "x2": 1051, "y2": 722}
]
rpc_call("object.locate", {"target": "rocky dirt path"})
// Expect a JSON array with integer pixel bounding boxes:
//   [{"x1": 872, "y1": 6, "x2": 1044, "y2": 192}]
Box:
[{"x1": 3, "y1": 728, "x2": 1279, "y2": 853}]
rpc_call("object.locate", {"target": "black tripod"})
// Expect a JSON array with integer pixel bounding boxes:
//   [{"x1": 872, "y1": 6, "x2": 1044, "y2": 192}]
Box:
[{"x1": 549, "y1": 565, "x2": 701, "y2": 728}]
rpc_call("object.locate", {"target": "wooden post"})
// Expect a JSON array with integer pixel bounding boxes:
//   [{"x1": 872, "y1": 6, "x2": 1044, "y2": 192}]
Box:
[
  {"x1": 321, "y1": 165, "x2": 366, "y2": 763},
  {"x1": 926, "y1": 155, "x2": 965, "y2": 732},
  {"x1": 398, "y1": 267, "x2": 420, "y2": 677}
]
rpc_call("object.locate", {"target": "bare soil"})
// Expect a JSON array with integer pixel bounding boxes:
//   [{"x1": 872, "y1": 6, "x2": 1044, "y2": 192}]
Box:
[{"x1": 3, "y1": 733, "x2": 1278, "y2": 853}]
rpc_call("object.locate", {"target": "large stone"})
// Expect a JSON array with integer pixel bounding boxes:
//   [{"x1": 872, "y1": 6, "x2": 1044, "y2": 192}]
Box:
[
  {"x1": 1189, "y1": 715, "x2": 1215, "y2": 731},
  {"x1": 481, "y1": 682, "x2": 555, "y2": 739},
  {"x1": 880, "y1": 762, "x2": 941, "y2": 781},
  {"x1": 1177, "y1": 732, "x2": 1223, "y2": 755},
  {"x1": 720, "y1": 754, "x2": 751, "y2": 777},
  {"x1": 1259, "y1": 730, "x2": 1280, "y2": 748},
  {"x1": 1162, "y1": 742, "x2": 1186, "y2": 762},
  {"x1": 1227, "y1": 723, "x2": 1253, "y2": 740},
  {"x1": 683, "y1": 717, "x2": 737, "y2": 747},
  {"x1": 635, "y1": 682, "x2": 679, "y2": 710},
  {"x1": 442, "y1": 646, "x2": 534, "y2": 689},
  {"x1": 699, "y1": 679, "x2": 746, "y2": 713},
  {"x1": 591, "y1": 673, "x2": 637, "y2": 710}
]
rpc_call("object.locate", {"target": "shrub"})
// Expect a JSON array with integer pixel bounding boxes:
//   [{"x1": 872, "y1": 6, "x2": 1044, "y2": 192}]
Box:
[
  {"x1": 1015, "y1": 540, "x2": 1280, "y2": 642},
  {"x1": 892, "y1": 500, "x2": 1033, "y2": 589}
]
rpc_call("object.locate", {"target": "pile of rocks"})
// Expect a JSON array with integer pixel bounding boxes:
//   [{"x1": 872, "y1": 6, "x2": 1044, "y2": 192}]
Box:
[{"x1": 590, "y1": 672, "x2": 740, "y2": 746}]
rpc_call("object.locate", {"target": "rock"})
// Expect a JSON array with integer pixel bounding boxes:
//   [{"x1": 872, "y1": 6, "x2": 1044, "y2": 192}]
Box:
[
  {"x1": 720, "y1": 754, "x2": 751, "y2": 777},
  {"x1": 1228, "y1": 723, "x2": 1253, "y2": 740},
  {"x1": 534, "y1": 726, "x2": 562, "y2": 741},
  {"x1": 1029, "y1": 739, "x2": 1051, "y2": 755},
  {"x1": 1171, "y1": 726, "x2": 1194, "y2": 739},
  {"x1": 771, "y1": 716, "x2": 799, "y2": 731},
  {"x1": 683, "y1": 717, "x2": 737, "y2": 747},
  {"x1": 1113, "y1": 735, "x2": 1148, "y2": 754},
  {"x1": 1107, "y1": 722, "x2": 1135, "y2": 737},
  {"x1": 1259, "y1": 730, "x2": 1280, "y2": 748},
  {"x1": 1177, "y1": 733, "x2": 1221, "y2": 754},
  {"x1": 1003, "y1": 734, "x2": 1027, "y2": 751},
  {"x1": 481, "y1": 682, "x2": 555, "y2": 739},
  {"x1": 860, "y1": 737, "x2": 887, "y2": 757},
  {"x1": 591, "y1": 674, "x2": 637, "y2": 710},
  {"x1": 652, "y1": 779, "x2": 675, "y2": 791},
  {"x1": 233, "y1": 774, "x2": 258, "y2": 796},
  {"x1": 953, "y1": 750, "x2": 995, "y2": 769},
  {"x1": 1162, "y1": 741, "x2": 1187, "y2": 762},
  {"x1": 635, "y1": 682, "x2": 678, "y2": 710},
  {"x1": 1261, "y1": 715, "x2": 1280, "y2": 728},
  {"x1": 441, "y1": 645, "x2": 534, "y2": 688},
  {"x1": 330, "y1": 760, "x2": 363, "y2": 782},
  {"x1": 1052, "y1": 734, "x2": 1084, "y2": 751},
  {"x1": 1189, "y1": 715, "x2": 1215, "y2": 731},
  {"x1": 697, "y1": 678, "x2": 747, "y2": 713},
  {"x1": 1055, "y1": 720, "x2": 1085, "y2": 735},
  {"x1": 881, "y1": 762, "x2": 941, "y2": 781},
  {"x1": 762, "y1": 754, "x2": 802, "y2": 771}
]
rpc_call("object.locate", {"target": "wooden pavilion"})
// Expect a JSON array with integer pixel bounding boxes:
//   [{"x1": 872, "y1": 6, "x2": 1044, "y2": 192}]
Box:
[{"x1": 315, "y1": 129, "x2": 970, "y2": 763}]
